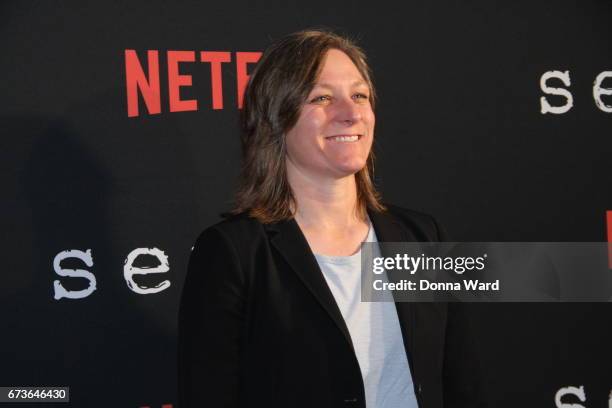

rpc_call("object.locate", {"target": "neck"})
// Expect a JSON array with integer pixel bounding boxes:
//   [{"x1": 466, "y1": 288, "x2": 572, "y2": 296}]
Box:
[{"x1": 287, "y1": 161, "x2": 364, "y2": 231}]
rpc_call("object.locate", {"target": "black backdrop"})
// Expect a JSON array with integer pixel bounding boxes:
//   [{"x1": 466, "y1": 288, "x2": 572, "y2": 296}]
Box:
[{"x1": 1, "y1": 1, "x2": 611, "y2": 407}]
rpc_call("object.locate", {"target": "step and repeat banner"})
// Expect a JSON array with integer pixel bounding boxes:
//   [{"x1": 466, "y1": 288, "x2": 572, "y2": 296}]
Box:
[{"x1": 1, "y1": 1, "x2": 611, "y2": 407}]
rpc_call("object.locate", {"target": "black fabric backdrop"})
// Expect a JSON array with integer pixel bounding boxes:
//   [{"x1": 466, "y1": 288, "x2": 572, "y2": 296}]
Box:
[{"x1": 1, "y1": 1, "x2": 611, "y2": 407}]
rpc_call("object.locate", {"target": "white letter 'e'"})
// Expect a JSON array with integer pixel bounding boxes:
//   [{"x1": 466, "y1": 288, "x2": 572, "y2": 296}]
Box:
[
  {"x1": 123, "y1": 247, "x2": 171, "y2": 294},
  {"x1": 593, "y1": 71, "x2": 612, "y2": 113},
  {"x1": 554, "y1": 385, "x2": 586, "y2": 408}
]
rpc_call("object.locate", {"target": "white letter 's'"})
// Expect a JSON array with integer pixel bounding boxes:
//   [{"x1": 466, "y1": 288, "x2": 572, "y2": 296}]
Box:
[
  {"x1": 540, "y1": 70, "x2": 573, "y2": 114},
  {"x1": 53, "y1": 249, "x2": 96, "y2": 300}
]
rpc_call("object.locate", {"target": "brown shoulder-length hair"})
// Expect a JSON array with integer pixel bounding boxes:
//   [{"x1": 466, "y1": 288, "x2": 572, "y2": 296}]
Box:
[{"x1": 229, "y1": 28, "x2": 386, "y2": 223}]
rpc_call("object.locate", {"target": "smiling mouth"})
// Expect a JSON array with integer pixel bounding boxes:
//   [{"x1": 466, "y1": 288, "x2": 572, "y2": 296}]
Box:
[{"x1": 325, "y1": 134, "x2": 362, "y2": 142}]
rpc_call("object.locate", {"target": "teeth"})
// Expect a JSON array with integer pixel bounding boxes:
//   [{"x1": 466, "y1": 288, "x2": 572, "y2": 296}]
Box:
[{"x1": 330, "y1": 135, "x2": 359, "y2": 142}]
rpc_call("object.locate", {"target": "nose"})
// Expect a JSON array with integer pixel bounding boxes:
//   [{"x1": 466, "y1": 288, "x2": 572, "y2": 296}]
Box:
[{"x1": 335, "y1": 96, "x2": 362, "y2": 125}]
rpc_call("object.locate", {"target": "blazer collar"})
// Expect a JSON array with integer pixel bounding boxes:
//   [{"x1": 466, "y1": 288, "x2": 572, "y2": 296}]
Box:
[
  {"x1": 264, "y1": 208, "x2": 410, "y2": 352},
  {"x1": 263, "y1": 207, "x2": 406, "y2": 241},
  {"x1": 367, "y1": 207, "x2": 408, "y2": 244}
]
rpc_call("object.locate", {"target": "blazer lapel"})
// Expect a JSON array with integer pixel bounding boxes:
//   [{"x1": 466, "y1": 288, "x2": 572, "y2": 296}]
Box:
[
  {"x1": 266, "y1": 218, "x2": 356, "y2": 352},
  {"x1": 367, "y1": 208, "x2": 418, "y2": 378},
  {"x1": 265, "y1": 210, "x2": 420, "y2": 373}
]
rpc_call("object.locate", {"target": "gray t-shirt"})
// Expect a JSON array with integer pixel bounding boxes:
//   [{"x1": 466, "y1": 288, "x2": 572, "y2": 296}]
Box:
[{"x1": 314, "y1": 223, "x2": 418, "y2": 408}]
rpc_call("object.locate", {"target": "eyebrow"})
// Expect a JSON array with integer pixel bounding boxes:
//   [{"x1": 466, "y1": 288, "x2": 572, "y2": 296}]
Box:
[{"x1": 312, "y1": 80, "x2": 369, "y2": 89}]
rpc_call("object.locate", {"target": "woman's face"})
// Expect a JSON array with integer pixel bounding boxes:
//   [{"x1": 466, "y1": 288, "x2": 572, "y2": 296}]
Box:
[{"x1": 285, "y1": 49, "x2": 375, "y2": 182}]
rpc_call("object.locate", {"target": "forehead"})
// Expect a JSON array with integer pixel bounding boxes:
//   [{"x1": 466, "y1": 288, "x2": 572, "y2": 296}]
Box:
[{"x1": 316, "y1": 49, "x2": 366, "y2": 83}]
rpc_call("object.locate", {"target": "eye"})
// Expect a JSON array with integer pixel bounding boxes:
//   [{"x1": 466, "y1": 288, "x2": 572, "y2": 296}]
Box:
[
  {"x1": 353, "y1": 93, "x2": 370, "y2": 101},
  {"x1": 309, "y1": 95, "x2": 331, "y2": 104}
]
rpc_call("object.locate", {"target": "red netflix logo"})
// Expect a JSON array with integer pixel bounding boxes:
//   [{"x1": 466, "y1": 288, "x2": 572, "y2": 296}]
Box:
[
  {"x1": 140, "y1": 404, "x2": 172, "y2": 408},
  {"x1": 125, "y1": 50, "x2": 262, "y2": 117},
  {"x1": 607, "y1": 210, "x2": 612, "y2": 269}
]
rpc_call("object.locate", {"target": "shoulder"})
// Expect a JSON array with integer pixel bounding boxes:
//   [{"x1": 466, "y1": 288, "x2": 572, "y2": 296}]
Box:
[
  {"x1": 383, "y1": 203, "x2": 436, "y2": 225},
  {"x1": 188, "y1": 214, "x2": 266, "y2": 282},
  {"x1": 193, "y1": 213, "x2": 266, "y2": 252},
  {"x1": 381, "y1": 203, "x2": 450, "y2": 241}
]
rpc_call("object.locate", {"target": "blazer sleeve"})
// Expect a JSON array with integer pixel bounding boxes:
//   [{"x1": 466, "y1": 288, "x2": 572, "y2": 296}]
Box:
[
  {"x1": 430, "y1": 214, "x2": 451, "y2": 242},
  {"x1": 178, "y1": 226, "x2": 246, "y2": 408},
  {"x1": 442, "y1": 302, "x2": 488, "y2": 408},
  {"x1": 433, "y1": 216, "x2": 488, "y2": 407}
]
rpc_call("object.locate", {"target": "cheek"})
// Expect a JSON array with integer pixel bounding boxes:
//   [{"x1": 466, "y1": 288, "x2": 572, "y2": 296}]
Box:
[
  {"x1": 364, "y1": 110, "x2": 375, "y2": 150},
  {"x1": 303, "y1": 109, "x2": 326, "y2": 131},
  {"x1": 295, "y1": 113, "x2": 326, "y2": 145},
  {"x1": 366, "y1": 109, "x2": 375, "y2": 131},
  {"x1": 286, "y1": 117, "x2": 323, "y2": 156}
]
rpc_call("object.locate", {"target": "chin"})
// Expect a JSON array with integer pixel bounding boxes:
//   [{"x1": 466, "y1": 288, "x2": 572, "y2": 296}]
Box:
[{"x1": 335, "y1": 162, "x2": 367, "y2": 177}]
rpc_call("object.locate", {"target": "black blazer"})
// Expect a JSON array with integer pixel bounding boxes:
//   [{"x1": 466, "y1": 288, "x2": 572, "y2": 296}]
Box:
[{"x1": 178, "y1": 204, "x2": 484, "y2": 408}]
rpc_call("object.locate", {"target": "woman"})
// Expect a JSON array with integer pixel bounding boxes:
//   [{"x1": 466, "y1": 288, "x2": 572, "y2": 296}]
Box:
[{"x1": 178, "y1": 29, "x2": 482, "y2": 408}]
